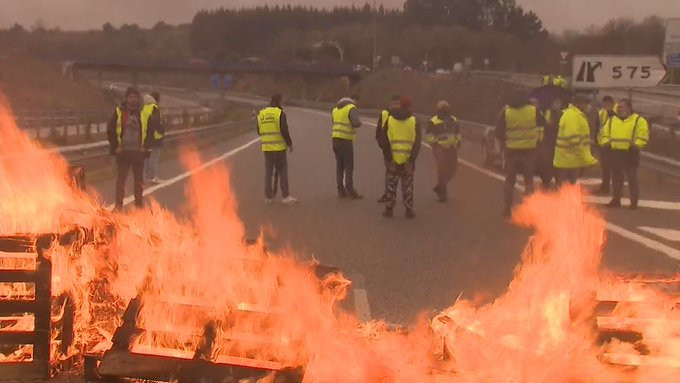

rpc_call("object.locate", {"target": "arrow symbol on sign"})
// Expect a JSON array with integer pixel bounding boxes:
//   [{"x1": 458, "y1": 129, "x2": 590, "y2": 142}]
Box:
[{"x1": 639, "y1": 226, "x2": 680, "y2": 242}]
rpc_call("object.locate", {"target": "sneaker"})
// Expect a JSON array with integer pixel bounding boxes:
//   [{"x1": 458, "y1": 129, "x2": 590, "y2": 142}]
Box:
[
  {"x1": 606, "y1": 200, "x2": 621, "y2": 208},
  {"x1": 377, "y1": 195, "x2": 390, "y2": 203},
  {"x1": 282, "y1": 196, "x2": 298, "y2": 204},
  {"x1": 405, "y1": 209, "x2": 416, "y2": 219},
  {"x1": 628, "y1": 202, "x2": 638, "y2": 210},
  {"x1": 265, "y1": 198, "x2": 274, "y2": 204},
  {"x1": 382, "y1": 208, "x2": 394, "y2": 218}
]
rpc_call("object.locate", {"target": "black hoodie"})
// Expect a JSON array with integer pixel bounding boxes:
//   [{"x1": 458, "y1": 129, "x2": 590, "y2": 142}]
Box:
[{"x1": 379, "y1": 108, "x2": 422, "y2": 163}]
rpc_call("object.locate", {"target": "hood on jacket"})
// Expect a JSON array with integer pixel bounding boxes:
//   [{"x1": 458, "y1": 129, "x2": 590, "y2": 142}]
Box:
[
  {"x1": 389, "y1": 107, "x2": 414, "y2": 121},
  {"x1": 143, "y1": 94, "x2": 157, "y2": 105},
  {"x1": 336, "y1": 97, "x2": 355, "y2": 109}
]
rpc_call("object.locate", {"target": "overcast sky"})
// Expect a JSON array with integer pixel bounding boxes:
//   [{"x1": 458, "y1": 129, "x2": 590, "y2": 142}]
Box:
[{"x1": 1, "y1": 0, "x2": 678, "y2": 33}]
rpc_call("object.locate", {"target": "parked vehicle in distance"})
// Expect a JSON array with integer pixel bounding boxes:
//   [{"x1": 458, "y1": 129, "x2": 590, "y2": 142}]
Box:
[
  {"x1": 435, "y1": 68, "x2": 451, "y2": 75},
  {"x1": 353, "y1": 64, "x2": 371, "y2": 73}
]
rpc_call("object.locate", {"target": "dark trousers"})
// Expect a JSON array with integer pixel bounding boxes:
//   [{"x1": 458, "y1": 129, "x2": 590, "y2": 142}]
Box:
[
  {"x1": 115, "y1": 151, "x2": 145, "y2": 209},
  {"x1": 599, "y1": 146, "x2": 612, "y2": 191},
  {"x1": 333, "y1": 138, "x2": 355, "y2": 192},
  {"x1": 433, "y1": 145, "x2": 458, "y2": 195},
  {"x1": 504, "y1": 149, "x2": 536, "y2": 210},
  {"x1": 611, "y1": 150, "x2": 639, "y2": 204},
  {"x1": 264, "y1": 151, "x2": 289, "y2": 199},
  {"x1": 386, "y1": 162, "x2": 415, "y2": 210},
  {"x1": 537, "y1": 145, "x2": 555, "y2": 188},
  {"x1": 555, "y1": 168, "x2": 579, "y2": 186}
]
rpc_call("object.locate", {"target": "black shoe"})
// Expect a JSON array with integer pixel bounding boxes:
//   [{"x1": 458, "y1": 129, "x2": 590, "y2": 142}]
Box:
[
  {"x1": 382, "y1": 208, "x2": 394, "y2": 218},
  {"x1": 337, "y1": 188, "x2": 347, "y2": 199},
  {"x1": 348, "y1": 190, "x2": 364, "y2": 200},
  {"x1": 377, "y1": 195, "x2": 390, "y2": 203},
  {"x1": 606, "y1": 199, "x2": 621, "y2": 208},
  {"x1": 629, "y1": 202, "x2": 638, "y2": 210},
  {"x1": 405, "y1": 209, "x2": 416, "y2": 219}
]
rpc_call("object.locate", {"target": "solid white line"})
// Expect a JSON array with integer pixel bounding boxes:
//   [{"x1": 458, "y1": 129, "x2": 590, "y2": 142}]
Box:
[
  {"x1": 638, "y1": 226, "x2": 680, "y2": 243},
  {"x1": 106, "y1": 137, "x2": 260, "y2": 210},
  {"x1": 352, "y1": 288, "x2": 372, "y2": 322}
]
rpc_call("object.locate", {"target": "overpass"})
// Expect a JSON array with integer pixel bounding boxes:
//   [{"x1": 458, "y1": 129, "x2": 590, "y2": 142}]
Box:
[{"x1": 66, "y1": 58, "x2": 359, "y2": 87}]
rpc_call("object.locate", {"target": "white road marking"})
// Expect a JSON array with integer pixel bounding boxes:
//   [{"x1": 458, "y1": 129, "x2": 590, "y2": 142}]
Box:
[
  {"x1": 639, "y1": 227, "x2": 680, "y2": 242},
  {"x1": 106, "y1": 137, "x2": 260, "y2": 210}
]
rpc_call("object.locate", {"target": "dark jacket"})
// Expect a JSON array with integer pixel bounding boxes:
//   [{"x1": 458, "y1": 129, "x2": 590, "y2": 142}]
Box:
[
  {"x1": 375, "y1": 107, "x2": 398, "y2": 157},
  {"x1": 256, "y1": 104, "x2": 293, "y2": 147},
  {"x1": 107, "y1": 102, "x2": 161, "y2": 154},
  {"x1": 426, "y1": 114, "x2": 461, "y2": 142},
  {"x1": 379, "y1": 107, "x2": 422, "y2": 163}
]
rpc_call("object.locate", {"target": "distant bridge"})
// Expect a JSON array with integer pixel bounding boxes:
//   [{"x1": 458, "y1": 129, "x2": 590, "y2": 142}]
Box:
[{"x1": 66, "y1": 59, "x2": 359, "y2": 86}]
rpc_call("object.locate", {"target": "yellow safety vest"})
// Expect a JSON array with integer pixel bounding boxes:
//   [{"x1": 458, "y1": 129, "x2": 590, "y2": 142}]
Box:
[
  {"x1": 257, "y1": 107, "x2": 287, "y2": 152},
  {"x1": 504, "y1": 105, "x2": 540, "y2": 149},
  {"x1": 332, "y1": 104, "x2": 357, "y2": 141},
  {"x1": 426, "y1": 115, "x2": 462, "y2": 148},
  {"x1": 115, "y1": 106, "x2": 150, "y2": 148},
  {"x1": 553, "y1": 104, "x2": 597, "y2": 169},
  {"x1": 144, "y1": 102, "x2": 164, "y2": 140},
  {"x1": 552, "y1": 76, "x2": 568, "y2": 88},
  {"x1": 542, "y1": 75, "x2": 552, "y2": 86},
  {"x1": 387, "y1": 116, "x2": 417, "y2": 165},
  {"x1": 380, "y1": 109, "x2": 390, "y2": 128},
  {"x1": 599, "y1": 114, "x2": 649, "y2": 151}
]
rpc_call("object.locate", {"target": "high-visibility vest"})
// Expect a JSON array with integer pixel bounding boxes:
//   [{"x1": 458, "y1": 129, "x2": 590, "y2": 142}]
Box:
[
  {"x1": 115, "y1": 106, "x2": 150, "y2": 148},
  {"x1": 380, "y1": 109, "x2": 390, "y2": 128},
  {"x1": 504, "y1": 105, "x2": 540, "y2": 149},
  {"x1": 552, "y1": 76, "x2": 568, "y2": 88},
  {"x1": 553, "y1": 104, "x2": 597, "y2": 169},
  {"x1": 332, "y1": 104, "x2": 357, "y2": 141},
  {"x1": 542, "y1": 75, "x2": 552, "y2": 86},
  {"x1": 387, "y1": 115, "x2": 417, "y2": 165},
  {"x1": 257, "y1": 107, "x2": 287, "y2": 152},
  {"x1": 143, "y1": 102, "x2": 164, "y2": 140},
  {"x1": 425, "y1": 115, "x2": 462, "y2": 148},
  {"x1": 599, "y1": 114, "x2": 649, "y2": 151}
]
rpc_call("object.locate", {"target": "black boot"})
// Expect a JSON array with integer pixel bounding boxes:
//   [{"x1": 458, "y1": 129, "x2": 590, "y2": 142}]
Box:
[
  {"x1": 348, "y1": 190, "x2": 364, "y2": 200},
  {"x1": 405, "y1": 208, "x2": 416, "y2": 219}
]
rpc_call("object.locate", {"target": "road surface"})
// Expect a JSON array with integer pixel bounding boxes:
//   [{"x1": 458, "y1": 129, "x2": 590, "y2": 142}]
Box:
[{"x1": 90, "y1": 102, "x2": 680, "y2": 326}]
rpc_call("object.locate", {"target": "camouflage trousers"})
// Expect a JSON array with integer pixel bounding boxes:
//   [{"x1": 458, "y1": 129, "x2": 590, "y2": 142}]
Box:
[{"x1": 385, "y1": 162, "x2": 415, "y2": 210}]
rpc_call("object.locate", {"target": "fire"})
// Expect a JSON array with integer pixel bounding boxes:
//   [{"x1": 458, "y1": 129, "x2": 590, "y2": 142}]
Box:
[{"x1": 0, "y1": 95, "x2": 679, "y2": 382}]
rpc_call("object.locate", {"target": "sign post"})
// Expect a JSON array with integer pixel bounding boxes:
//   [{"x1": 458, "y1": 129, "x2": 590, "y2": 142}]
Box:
[
  {"x1": 571, "y1": 55, "x2": 668, "y2": 89},
  {"x1": 664, "y1": 18, "x2": 680, "y2": 82}
]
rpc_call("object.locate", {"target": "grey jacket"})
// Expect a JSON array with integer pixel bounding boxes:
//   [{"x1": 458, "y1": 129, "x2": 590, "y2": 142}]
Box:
[{"x1": 334, "y1": 97, "x2": 362, "y2": 129}]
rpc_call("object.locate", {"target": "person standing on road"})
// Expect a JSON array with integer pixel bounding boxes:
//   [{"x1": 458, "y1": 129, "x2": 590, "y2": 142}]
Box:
[
  {"x1": 537, "y1": 98, "x2": 563, "y2": 189},
  {"x1": 599, "y1": 99, "x2": 649, "y2": 209},
  {"x1": 425, "y1": 101, "x2": 462, "y2": 202},
  {"x1": 553, "y1": 94, "x2": 598, "y2": 186},
  {"x1": 331, "y1": 95, "x2": 363, "y2": 199},
  {"x1": 376, "y1": 95, "x2": 401, "y2": 203},
  {"x1": 143, "y1": 91, "x2": 165, "y2": 184},
  {"x1": 380, "y1": 97, "x2": 421, "y2": 219},
  {"x1": 595, "y1": 95, "x2": 616, "y2": 195},
  {"x1": 257, "y1": 94, "x2": 297, "y2": 204},
  {"x1": 496, "y1": 91, "x2": 544, "y2": 217},
  {"x1": 107, "y1": 87, "x2": 160, "y2": 210}
]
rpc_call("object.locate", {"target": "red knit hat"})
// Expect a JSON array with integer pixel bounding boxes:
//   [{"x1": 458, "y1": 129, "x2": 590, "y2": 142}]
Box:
[{"x1": 400, "y1": 96, "x2": 412, "y2": 109}]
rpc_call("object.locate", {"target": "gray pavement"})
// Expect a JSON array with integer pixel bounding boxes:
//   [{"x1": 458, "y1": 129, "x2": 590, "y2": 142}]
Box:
[{"x1": 89, "y1": 103, "x2": 680, "y2": 326}]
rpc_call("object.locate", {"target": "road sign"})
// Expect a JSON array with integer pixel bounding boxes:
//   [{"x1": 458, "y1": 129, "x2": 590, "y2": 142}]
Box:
[
  {"x1": 571, "y1": 55, "x2": 668, "y2": 89},
  {"x1": 664, "y1": 18, "x2": 680, "y2": 68}
]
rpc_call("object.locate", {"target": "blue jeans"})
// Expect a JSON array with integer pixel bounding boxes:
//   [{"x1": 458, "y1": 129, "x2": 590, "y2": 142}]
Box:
[{"x1": 144, "y1": 146, "x2": 162, "y2": 180}]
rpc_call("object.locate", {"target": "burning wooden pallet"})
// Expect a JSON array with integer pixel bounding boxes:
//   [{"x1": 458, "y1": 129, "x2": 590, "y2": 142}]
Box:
[
  {"x1": 596, "y1": 274, "x2": 680, "y2": 370},
  {"x1": 0, "y1": 231, "x2": 79, "y2": 380},
  {"x1": 84, "y1": 264, "x2": 342, "y2": 383}
]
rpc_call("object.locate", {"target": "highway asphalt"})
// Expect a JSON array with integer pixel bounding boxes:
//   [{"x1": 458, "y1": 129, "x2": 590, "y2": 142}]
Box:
[{"x1": 91, "y1": 103, "x2": 680, "y2": 326}]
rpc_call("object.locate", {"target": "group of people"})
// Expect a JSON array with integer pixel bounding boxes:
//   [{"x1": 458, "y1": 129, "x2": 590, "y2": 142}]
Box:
[
  {"x1": 257, "y1": 93, "x2": 463, "y2": 219},
  {"x1": 498, "y1": 91, "x2": 650, "y2": 217},
  {"x1": 107, "y1": 86, "x2": 166, "y2": 210}
]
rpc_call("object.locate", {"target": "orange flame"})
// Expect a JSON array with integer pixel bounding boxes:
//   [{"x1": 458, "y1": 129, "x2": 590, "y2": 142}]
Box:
[{"x1": 0, "y1": 95, "x2": 678, "y2": 381}]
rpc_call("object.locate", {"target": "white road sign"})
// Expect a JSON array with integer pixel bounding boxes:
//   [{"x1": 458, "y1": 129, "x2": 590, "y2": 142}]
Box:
[
  {"x1": 664, "y1": 18, "x2": 680, "y2": 68},
  {"x1": 571, "y1": 55, "x2": 668, "y2": 89}
]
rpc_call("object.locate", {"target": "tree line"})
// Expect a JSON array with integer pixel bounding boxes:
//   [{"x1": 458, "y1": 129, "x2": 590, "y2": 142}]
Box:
[{"x1": 0, "y1": 1, "x2": 669, "y2": 74}]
